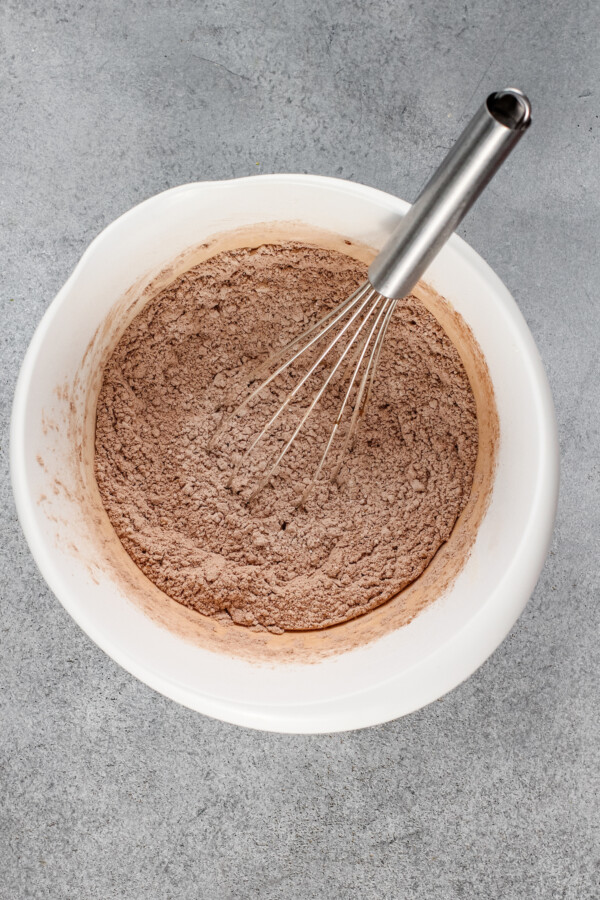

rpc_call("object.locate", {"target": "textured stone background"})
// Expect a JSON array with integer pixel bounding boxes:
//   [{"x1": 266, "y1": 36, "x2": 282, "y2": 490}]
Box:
[{"x1": 1, "y1": 1, "x2": 599, "y2": 897}]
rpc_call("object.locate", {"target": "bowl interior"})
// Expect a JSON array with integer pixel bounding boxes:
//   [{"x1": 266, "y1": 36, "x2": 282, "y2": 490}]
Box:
[{"x1": 11, "y1": 176, "x2": 558, "y2": 732}]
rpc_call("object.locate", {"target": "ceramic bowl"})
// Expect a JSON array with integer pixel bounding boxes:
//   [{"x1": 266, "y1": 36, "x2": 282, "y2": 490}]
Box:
[{"x1": 11, "y1": 175, "x2": 559, "y2": 732}]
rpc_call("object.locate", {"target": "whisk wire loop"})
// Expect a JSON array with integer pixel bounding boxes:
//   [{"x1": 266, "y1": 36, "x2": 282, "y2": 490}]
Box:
[
  {"x1": 210, "y1": 280, "x2": 398, "y2": 500},
  {"x1": 243, "y1": 286, "x2": 387, "y2": 501}
]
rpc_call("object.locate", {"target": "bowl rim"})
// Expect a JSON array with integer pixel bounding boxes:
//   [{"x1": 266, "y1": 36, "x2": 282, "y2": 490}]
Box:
[{"x1": 10, "y1": 174, "x2": 560, "y2": 732}]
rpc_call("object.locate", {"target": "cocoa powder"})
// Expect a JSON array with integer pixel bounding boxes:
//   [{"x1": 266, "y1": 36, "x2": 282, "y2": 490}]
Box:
[{"x1": 94, "y1": 243, "x2": 478, "y2": 632}]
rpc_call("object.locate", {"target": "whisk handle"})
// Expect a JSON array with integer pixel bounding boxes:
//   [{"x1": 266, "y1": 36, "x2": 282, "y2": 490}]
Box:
[{"x1": 368, "y1": 89, "x2": 532, "y2": 299}]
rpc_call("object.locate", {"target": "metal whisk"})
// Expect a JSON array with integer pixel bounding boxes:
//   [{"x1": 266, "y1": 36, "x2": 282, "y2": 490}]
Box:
[{"x1": 211, "y1": 89, "x2": 531, "y2": 504}]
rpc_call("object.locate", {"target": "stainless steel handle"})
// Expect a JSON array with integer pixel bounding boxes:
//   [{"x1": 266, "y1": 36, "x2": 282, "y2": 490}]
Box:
[{"x1": 368, "y1": 89, "x2": 532, "y2": 299}]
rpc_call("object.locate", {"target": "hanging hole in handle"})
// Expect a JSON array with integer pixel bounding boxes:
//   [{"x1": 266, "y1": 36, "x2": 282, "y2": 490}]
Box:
[{"x1": 486, "y1": 89, "x2": 532, "y2": 130}]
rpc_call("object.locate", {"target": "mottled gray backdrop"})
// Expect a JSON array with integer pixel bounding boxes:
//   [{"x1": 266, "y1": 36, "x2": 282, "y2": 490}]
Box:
[{"x1": 1, "y1": 1, "x2": 599, "y2": 897}]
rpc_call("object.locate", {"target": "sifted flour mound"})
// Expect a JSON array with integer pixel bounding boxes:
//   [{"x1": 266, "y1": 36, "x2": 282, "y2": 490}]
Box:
[{"x1": 94, "y1": 243, "x2": 478, "y2": 632}]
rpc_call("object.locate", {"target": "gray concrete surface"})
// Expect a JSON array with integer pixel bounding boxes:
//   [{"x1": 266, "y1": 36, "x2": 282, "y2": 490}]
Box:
[{"x1": 1, "y1": 0, "x2": 599, "y2": 897}]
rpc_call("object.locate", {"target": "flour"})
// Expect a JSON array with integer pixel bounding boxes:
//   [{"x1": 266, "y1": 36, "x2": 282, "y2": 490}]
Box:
[{"x1": 94, "y1": 243, "x2": 478, "y2": 631}]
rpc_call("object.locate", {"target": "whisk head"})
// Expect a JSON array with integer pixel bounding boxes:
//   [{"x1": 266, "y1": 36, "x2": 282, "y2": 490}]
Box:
[{"x1": 209, "y1": 280, "x2": 397, "y2": 505}]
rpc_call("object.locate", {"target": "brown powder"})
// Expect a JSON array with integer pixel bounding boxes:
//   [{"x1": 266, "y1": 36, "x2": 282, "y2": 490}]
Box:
[{"x1": 94, "y1": 243, "x2": 478, "y2": 632}]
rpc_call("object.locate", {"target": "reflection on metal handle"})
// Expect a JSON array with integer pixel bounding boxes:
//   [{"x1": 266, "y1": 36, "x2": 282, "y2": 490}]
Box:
[{"x1": 368, "y1": 89, "x2": 532, "y2": 299}]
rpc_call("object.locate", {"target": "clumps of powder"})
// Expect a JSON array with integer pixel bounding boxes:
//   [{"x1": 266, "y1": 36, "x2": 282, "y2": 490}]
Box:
[{"x1": 94, "y1": 243, "x2": 478, "y2": 632}]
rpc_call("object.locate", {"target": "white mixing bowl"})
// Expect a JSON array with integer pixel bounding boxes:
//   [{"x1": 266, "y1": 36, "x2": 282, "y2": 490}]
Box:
[{"x1": 11, "y1": 175, "x2": 559, "y2": 733}]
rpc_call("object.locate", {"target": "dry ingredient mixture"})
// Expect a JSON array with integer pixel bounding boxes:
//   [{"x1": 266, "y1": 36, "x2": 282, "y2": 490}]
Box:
[{"x1": 95, "y1": 243, "x2": 478, "y2": 632}]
